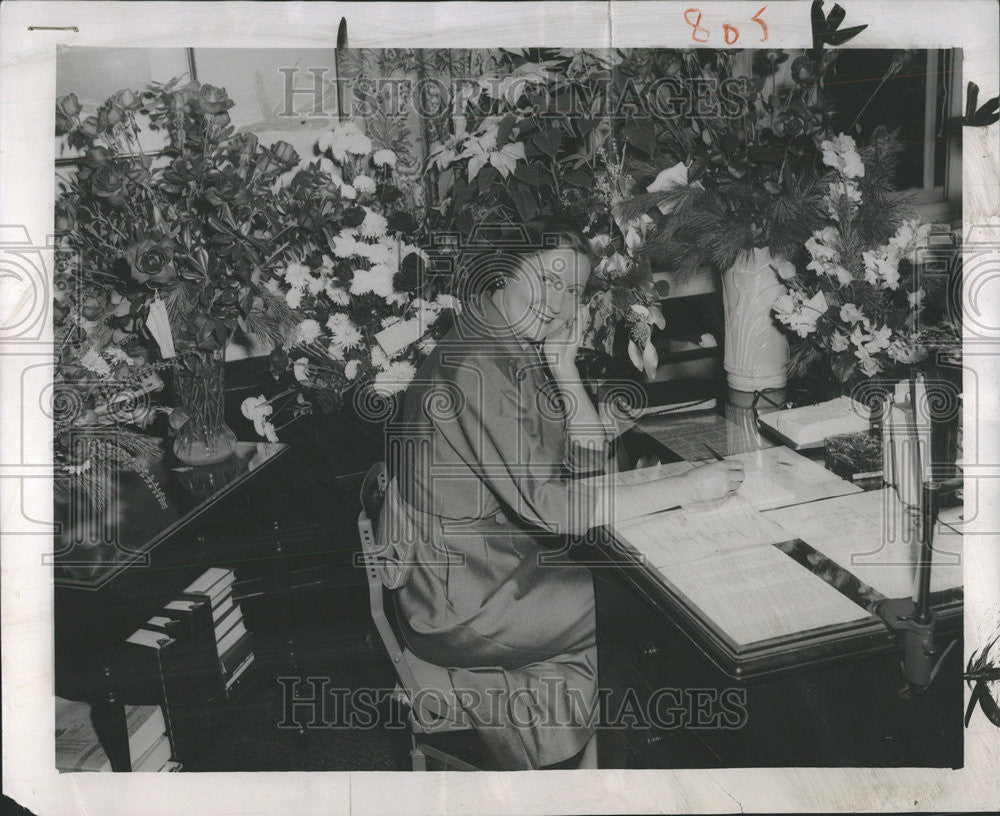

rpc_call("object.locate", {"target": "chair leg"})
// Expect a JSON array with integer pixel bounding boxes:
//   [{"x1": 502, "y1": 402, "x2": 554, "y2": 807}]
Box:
[{"x1": 410, "y1": 738, "x2": 428, "y2": 772}]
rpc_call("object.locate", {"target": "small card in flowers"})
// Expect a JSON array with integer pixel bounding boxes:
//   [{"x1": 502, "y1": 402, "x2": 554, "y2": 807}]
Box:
[
  {"x1": 375, "y1": 318, "x2": 424, "y2": 357},
  {"x1": 146, "y1": 296, "x2": 176, "y2": 359}
]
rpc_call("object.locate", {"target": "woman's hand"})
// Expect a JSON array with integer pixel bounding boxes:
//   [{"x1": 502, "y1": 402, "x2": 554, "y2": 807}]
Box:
[
  {"x1": 542, "y1": 304, "x2": 587, "y2": 377},
  {"x1": 680, "y1": 460, "x2": 746, "y2": 504}
]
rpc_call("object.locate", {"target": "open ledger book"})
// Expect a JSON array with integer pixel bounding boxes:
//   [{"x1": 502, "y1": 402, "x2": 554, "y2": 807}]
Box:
[
  {"x1": 766, "y1": 488, "x2": 963, "y2": 600},
  {"x1": 579, "y1": 462, "x2": 872, "y2": 648}
]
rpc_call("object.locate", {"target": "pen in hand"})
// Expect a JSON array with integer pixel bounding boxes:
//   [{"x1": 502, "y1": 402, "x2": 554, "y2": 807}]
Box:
[
  {"x1": 703, "y1": 442, "x2": 726, "y2": 461},
  {"x1": 696, "y1": 442, "x2": 745, "y2": 498}
]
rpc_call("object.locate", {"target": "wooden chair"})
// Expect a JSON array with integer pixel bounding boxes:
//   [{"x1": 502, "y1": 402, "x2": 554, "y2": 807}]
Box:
[{"x1": 357, "y1": 462, "x2": 482, "y2": 771}]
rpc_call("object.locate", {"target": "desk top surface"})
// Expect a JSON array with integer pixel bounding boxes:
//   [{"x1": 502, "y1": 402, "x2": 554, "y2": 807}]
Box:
[
  {"x1": 53, "y1": 441, "x2": 288, "y2": 590},
  {"x1": 607, "y1": 395, "x2": 963, "y2": 680}
]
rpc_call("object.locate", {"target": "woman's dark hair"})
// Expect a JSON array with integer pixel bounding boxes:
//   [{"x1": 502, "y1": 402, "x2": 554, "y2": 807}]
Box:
[{"x1": 455, "y1": 218, "x2": 592, "y2": 301}]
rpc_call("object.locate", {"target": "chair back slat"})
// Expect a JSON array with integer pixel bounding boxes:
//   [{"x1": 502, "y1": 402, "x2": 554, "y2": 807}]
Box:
[{"x1": 358, "y1": 462, "x2": 447, "y2": 720}]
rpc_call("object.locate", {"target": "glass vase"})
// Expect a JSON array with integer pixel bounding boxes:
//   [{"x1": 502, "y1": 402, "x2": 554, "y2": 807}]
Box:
[{"x1": 172, "y1": 349, "x2": 237, "y2": 466}]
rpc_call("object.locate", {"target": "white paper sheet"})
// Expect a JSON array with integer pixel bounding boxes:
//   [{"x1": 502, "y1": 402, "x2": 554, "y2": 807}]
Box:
[
  {"x1": 663, "y1": 545, "x2": 872, "y2": 646},
  {"x1": 614, "y1": 493, "x2": 792, "y2": 568},
  {"x1": 598, "y1": 445, "x2": 862, "y2": 511},
  {"x1": 765, "y1": 489, "x2": 964, "y2": 600},
  {"x1": 716, "y1": 446, "x2": 863, "y2": 510}
]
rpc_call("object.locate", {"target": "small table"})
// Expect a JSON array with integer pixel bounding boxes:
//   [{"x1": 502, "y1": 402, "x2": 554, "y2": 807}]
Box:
[
  {"x1": 586, "y1": 395, "x2": 964, "y2": 768},
  {"x1": 53, "y1": 441, "x2": 288, "y2": 589},
  {"x1": 53, "y1": 441, "x2": 288, "y2": 770}
]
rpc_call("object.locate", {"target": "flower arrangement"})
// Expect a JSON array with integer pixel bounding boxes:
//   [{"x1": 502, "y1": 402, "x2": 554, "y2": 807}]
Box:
[
  {"x1": 615, "y1": 48, "x2": 843, "y2": 276},
  {"x1": 55, "y1": 77, "x2": 307, "y2": 466},
  {"x1": 770, "y1": 130, "x2": 952, "y2": 389},
  {"x1": 56, "y1": 79, "x2": 302, "y2": 358},
  {"x1": 423, "y1": 48, "x2": 917, "y2": 380},
  {"x1": 263, "y1": 121, "x2": 456, "y2": 414},
  {"x1": 53, "y1": 281, "x2": 171, "y2": 507},
  {"x1": 581, "y1": 146, "x2": 668, "y2": 379}
]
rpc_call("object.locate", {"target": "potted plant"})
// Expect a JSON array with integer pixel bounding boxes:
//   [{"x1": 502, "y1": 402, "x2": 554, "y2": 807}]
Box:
[
  {"x1": 618, "y1": 48, "x2": 924, "y2": 392},
  {"x1": 610, "y1": 49, "x2": 845, "y2": 391}
]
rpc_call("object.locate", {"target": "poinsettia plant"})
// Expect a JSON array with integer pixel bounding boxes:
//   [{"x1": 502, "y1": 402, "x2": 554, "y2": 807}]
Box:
[
  {"x1": 770, "y1": 130, "x2": 955, "y2": 391},
  {"x1": 261, "y1": 121, "x2": 457, "y2": 416},
  {"x1": 424, "y1": 48, "x2": 683, "y2": 378}
]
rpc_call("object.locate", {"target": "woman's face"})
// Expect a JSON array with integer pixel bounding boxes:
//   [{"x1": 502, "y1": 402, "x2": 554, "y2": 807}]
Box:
[{"x1": 498, "y1": 247, "x2": 591, "y2": 342}]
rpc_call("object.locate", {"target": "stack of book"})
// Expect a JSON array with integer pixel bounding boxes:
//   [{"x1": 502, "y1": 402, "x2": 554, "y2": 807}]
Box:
[
  {"x1": 173, "y1": 567, "x2": 256, "y2": 702},
  {"x1": 759, "y1": 396, "x2": 871, "y2": 449},
  {"x1": 122, "y1": 567, "x2": 257, "y2": 762},
  {"x1": 55, "y1": 696, "x2": 180, "y2": 772}
]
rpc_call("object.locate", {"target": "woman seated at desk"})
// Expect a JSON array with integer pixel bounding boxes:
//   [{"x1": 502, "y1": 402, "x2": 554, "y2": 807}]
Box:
[{"x1": 378, "y1": 219, "x2": 744, "y2": 770}]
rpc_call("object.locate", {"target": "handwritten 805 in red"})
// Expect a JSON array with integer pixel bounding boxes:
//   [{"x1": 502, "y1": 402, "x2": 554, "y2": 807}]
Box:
[{"x1": 685, "y1": 6, "x2": 769, "y2": 44}]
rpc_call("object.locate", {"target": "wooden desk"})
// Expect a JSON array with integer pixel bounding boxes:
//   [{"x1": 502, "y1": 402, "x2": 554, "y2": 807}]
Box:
[{"x1": 585, "y1": 408, "x2": 964, "y2": 769}]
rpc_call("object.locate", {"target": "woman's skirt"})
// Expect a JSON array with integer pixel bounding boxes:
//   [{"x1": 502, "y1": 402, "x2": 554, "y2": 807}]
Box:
[{"x1": 379, "y1": 477, "x2": 598, "y2": 769}]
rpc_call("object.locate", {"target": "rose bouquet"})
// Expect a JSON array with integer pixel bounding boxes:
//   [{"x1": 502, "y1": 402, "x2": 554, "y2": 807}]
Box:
[
  {"x1": 770, "y1": 131, "x2": 953, "y2": 391},
  {"x1": 56, "y1": 79, "x2": 302, "y2": 355},
  {"x1": 262, "y1": 121, "x2": 456, "y2": 417},
  {"x1": 56, "y1": 77, "x2": 307, "y2": 464}
]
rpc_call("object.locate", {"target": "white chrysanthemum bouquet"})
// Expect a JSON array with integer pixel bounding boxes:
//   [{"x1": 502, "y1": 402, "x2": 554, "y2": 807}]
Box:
[
  {"x1": 261, "y1": 121, "x2": 456, "y2": 420},
  {"x1": 771, "y1": 130, "x2": 954, "y2": 389}
]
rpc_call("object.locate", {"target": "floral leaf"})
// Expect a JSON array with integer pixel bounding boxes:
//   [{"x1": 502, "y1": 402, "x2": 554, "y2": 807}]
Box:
[
  {"x1": 496, "y1": 114, "x2": 517, "y2": 146},
  {"x1": 531, "y1": 128, "x2": 561, "y2": 160},
  {"x1": 562, "y1": 170, "x2": 592, "y2": 188},
  {"x1": 467, "y1": 152, "x2": 488, "y2": 183},
  {"x1": 477, "y1": 165, "x2": 500, "y2": 190},
  {"x1": 513, "y1": 162, "x2": 541, "y2": 186},
  {"x1": 623, "y1": 117, "x2": 657, "y2": 156},
  {"x1": 490, "y1": 142, "x2": 526, "y2": 178},
  {"x1": 510, "y1": 184, "x2": 538, "y2": 223}
]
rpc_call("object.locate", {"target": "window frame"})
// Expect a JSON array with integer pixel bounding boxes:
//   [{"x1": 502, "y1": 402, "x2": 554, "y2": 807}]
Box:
[{"x1": 911, "y1": 48, "x2": 963, "y2": 223}]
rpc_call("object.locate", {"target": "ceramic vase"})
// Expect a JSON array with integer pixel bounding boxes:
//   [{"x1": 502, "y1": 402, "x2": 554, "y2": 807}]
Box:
[{"x1": 721, "y1": 247, "x2": 791, "y2": 392}]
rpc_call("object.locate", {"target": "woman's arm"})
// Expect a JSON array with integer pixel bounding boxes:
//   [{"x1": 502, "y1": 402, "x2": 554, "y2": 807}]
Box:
[
  {"x1": 549, "y1": 357, "x2": 613, "y2": 454},
  {"x1": 544, "y1": 304, "x2": 619, "y2": 451},
  {"x1": 590, "y1": 460, "x2": 745, "y2": 527},
  {"x1": 544, "y1": 305, "x2": 745, "y2": 530}
]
